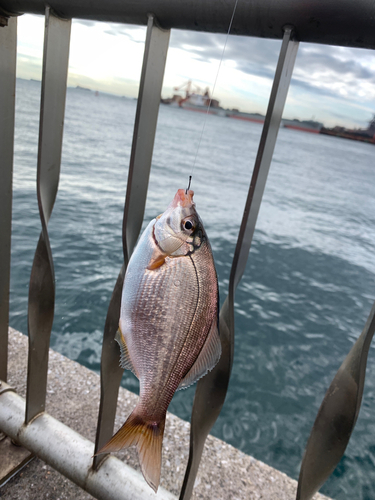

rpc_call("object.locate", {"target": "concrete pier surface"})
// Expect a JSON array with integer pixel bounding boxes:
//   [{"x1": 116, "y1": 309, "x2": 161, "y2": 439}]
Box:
[{"x1": 1, "y1": 328, "x2": 332, "y2": 500}]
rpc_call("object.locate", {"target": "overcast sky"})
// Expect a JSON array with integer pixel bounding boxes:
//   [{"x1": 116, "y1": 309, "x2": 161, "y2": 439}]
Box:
[{"x1": 16, "y1": 14, "x2": 375, "y2": 129}]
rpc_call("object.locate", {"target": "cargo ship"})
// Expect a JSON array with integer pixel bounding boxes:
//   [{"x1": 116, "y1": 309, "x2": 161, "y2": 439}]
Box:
[
  {"x1": 320, "y1": 116, "x2": 375, "y2": 144},
  {"x1": 282, "y1": 118, "x2": 323, "y2": 134},
  {"x1": 162, "y1": 82, "x2": 374, "y2": 142},
  {"x1": 161, "y1": 81, "x2": 325, "y2": 133}
]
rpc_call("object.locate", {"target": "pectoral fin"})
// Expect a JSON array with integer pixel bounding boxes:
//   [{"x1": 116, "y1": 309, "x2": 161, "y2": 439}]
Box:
[
  {"x1": 178, "y1": 320, "x2": 221, "y2": 390},
  {"x1": 115, "y1": 327, "x2": 138, "y2": 378},
  {"x1": 147, "y1": 247, "x2": 168, "y2": 270}
]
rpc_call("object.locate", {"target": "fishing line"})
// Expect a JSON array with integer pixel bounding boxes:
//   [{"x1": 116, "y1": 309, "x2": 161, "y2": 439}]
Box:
[{"x1": 186, "y1": 0, "x2": 239, "y2": 194}]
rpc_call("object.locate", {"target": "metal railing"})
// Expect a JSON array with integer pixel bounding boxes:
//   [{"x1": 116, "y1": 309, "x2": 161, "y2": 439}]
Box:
[{"x1": 1, "y1": 1, "x2": 375, "y2": 499}]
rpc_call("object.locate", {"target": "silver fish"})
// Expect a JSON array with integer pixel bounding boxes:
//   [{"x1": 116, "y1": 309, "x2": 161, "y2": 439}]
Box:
[{"x1": 98, "y1": 189, "x2": 220, "y2": 492}]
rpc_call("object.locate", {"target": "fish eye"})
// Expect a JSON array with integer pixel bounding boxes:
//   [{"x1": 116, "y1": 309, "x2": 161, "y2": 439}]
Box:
[{"x1": 184, "y1": 220, "x2": 193, "y2": 230}]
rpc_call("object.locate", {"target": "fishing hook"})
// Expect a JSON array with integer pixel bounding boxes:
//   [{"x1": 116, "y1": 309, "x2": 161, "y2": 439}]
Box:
[{"x1": 186, "y1": 175, "x2": 192, "y2": 194}]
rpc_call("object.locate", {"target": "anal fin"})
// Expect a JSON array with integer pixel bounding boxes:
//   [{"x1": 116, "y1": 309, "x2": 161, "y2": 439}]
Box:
[
  {"x1": 115, "y1": 326, "x2": 138, "y2": 378},
  {"x1": 178, "y1": 320, "x2": 221, "y2": 390}
]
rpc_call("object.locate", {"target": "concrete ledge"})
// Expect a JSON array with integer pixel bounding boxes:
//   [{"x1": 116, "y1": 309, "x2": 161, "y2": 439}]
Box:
[{"x1": 1, "y1": 328, "x2": 331, "y2": 500}]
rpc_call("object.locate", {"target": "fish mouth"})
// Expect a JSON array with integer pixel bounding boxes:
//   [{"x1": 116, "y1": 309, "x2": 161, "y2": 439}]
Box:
[
  {"x1": 171, "y1": 189, "x2": 195, "y2": 208},
  {"x1": 152, "y1": 189, "x2": 198, "y2": 258}
]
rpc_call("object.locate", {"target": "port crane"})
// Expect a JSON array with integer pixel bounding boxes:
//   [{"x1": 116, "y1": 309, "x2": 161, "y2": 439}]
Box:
[{"x1": 173, "y1": 80, "x2": 211, "y2": 99}]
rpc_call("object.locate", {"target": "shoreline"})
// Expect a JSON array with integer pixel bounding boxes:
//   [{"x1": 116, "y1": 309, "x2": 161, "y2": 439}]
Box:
[{"x1": 1, "y1": 328, "x2": 332, "y2": 500}]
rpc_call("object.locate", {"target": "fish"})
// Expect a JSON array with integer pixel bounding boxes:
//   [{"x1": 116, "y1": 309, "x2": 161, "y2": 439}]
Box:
[{"x1": 97, "y1": 188, "x2": 221, "y2": 492}]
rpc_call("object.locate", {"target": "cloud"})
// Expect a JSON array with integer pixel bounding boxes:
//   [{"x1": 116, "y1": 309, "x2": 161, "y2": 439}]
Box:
[
  {"x1": 16, "y1": 14, "x2": 375, "y2": 128},
  {"x1": 170, "y1": 30, "x2": 281, "y2": 66},
  {"x1": 74, "y1": 19, "x2": 97, "y2": 28},
  {"x1": 165, "y1": 28, "x2": 375, "y2": 125},
  {"x1": 297, "y1": 47, "x2": 374, "y2": 80},
  {"x1": 169, "y1": 29, "x2": 375, "y2": 87},
  {"x1": 68, "y1": 19, "x2": 375, "y2": 118},
  {"x1": 102, "y1": 23, "x2": 146, "y2": 42},
  {"x1": 16, "y1": 54, "x2": 43, "y2": 81},
  {"x1": 292, "y1": 46, "x2": 375, "y2": 111}
]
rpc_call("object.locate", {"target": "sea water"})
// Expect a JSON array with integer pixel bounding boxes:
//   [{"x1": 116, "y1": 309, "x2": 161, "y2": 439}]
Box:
[{"x1": 10, "y1": 78, "x2": 375, "y2": 499}]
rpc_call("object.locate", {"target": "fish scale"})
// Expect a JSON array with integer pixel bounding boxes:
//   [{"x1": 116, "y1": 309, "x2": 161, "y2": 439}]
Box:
[{"x1": 133, "y1": 259, "x2": 199, "y2": 416}]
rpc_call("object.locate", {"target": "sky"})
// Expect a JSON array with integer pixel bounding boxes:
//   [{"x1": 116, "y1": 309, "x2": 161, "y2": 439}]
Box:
[{"x1": 16, "y1": 14, "x2": 375, "y2": 129}]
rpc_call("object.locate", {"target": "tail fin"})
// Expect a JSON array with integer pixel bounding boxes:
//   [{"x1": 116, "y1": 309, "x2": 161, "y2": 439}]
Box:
[{"x1": 97, "y1": 410, "x2": 165, "y2": 492}]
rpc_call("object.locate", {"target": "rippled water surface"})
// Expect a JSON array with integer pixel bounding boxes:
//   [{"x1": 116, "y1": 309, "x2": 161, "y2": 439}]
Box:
[{"x1": 10, "y1": 78, "x2": 375, "y2": 499}]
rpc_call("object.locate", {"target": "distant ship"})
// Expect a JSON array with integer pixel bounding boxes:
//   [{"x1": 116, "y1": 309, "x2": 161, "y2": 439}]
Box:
[
  {"x1": 225, "y1": 110, "x2": 266, "y2": 124},
  {"x1": 161, "y1": 80, "x2": 222, "y2": 114},
  {"x1": 161, "y1": 81, "x2": 373, "y2": 142},
  {"x1": 161, "y1": 81, "x2": 324, "y2": 133},
  {"x1": 227, "y1": 114, "x2": 323, "y2": 133},
  {"x1": 282, "y1": 118, "x2": 323, "y2": 134},
  {"x1": 320, "y1": 116, "x2": 375, "y2": 144}
]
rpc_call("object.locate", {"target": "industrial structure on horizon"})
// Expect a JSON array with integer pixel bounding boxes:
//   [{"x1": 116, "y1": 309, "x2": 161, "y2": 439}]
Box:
[{"x1": 162, "y1": 81, "x2": 375, "y2": 143}]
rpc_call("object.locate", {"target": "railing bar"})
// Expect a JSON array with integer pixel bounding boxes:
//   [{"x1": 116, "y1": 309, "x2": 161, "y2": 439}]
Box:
[
  {"x1": 1, "y1": 0, "x2": 374, "y2": 49},
  {"x1": 296, "y1": 298, "x2": 375, "y2": 500},
  {"x1": 179, "y1": 26, "x2": 299, "y2": 500},
  {"x1": 93, "y1": 15, "x2": 170, "y2": 468},
  {"x1": 25, "y1": 7, "x2": 71, "y2": 424},
  {"x1": 0, "y1": 16, "x2": 17, "y2": 383},
  {"x1": 93, "y1": 267, "x2": 125, "y2": 469},
  {"x1": 122, "y1": 14, "x2": 171, "y2": 265},
  {"x1": 1, "y1": 384, "x2": 177, "y2": 500},
  {"x1": 230, "y1": 25, "x2": 299, "y2": 292}
]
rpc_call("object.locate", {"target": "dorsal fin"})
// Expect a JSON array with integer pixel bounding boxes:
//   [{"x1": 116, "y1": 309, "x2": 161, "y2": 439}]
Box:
[
  {"x1": 178, "y1": 320, "x2": 221, "y2": 390},
  {"x1": 115, "y1": 327, "x2": 139, "y2": 378}
]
